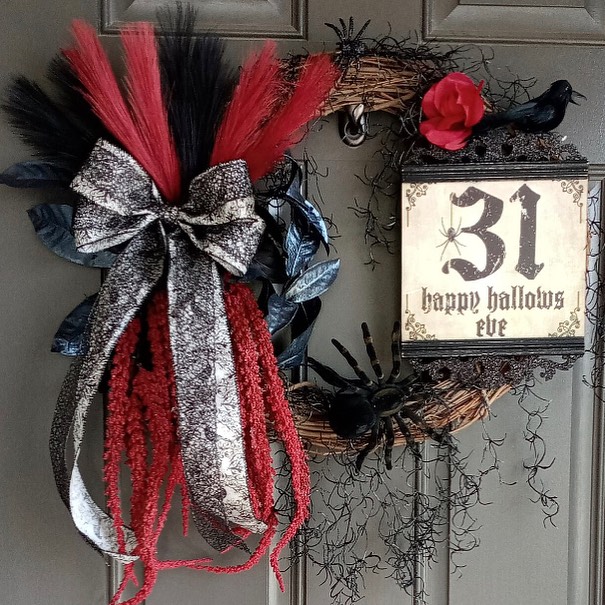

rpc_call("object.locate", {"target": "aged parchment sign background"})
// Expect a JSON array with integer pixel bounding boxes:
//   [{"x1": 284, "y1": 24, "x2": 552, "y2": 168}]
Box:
[{"x1": 402, "y1": 175, "x2": 587, "y2": 351}]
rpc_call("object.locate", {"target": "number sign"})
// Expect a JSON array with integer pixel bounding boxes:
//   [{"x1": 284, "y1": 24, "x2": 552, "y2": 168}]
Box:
[{"x1": 401, "y1": 163, "x2": 588, "y2": 356}]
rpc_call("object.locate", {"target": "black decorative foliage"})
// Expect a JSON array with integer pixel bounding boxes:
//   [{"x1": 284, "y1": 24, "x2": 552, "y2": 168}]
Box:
[
  {"x1": 266, "y1": 294, "x2": 299, "y2": 335},
  {"x1": 51, "y1": 294, "x2": 97, "y2": 356},
  {"x1": 0, "y1": 161, "x2": 72, "y2": 188},
  {"x1": 244, "y1": 234, "x2": 287, "y2": 282},
  {"x1": 284, "y1": 259, "x2": 340, "y2": 303},
  {"x1": 276, "y1": 298, "x2": 322, "y2": 369},
  {"x1": 28, "y1": 204, "x2": 117, "y2": 267},
  {"x1": 251, "y1": 156, "x2": 339, "y2": 364},
  {"x1": 285, "y1": 220, "x2": 320, "y2": 277}
]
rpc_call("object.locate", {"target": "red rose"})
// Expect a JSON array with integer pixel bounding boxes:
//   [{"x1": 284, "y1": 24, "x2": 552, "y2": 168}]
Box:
[{"x1": 419, "y1": 72, "x2": 485, "y2": 151}]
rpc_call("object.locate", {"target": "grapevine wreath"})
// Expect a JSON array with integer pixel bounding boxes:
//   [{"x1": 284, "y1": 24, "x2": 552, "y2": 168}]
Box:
[{"x1": 1, "y1": 9, "x2": 591, "y2": 605}]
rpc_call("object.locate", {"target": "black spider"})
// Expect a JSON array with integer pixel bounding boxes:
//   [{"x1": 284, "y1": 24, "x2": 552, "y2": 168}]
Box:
[
  {"x1": 324, "y1": 17, "x2": 370, "y2": 61},
  {"x1": 308, "y1": 322, "x2": 446, "y2": 471}
]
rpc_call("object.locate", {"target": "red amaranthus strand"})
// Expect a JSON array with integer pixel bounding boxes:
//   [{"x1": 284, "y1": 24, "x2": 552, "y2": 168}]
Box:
[
  {"x1": 222, "y1": 282, "x2": 310, "y2": 590},
  {"x1": 105, "y1": 291, "x2": 208, "y2": 605},
  {"x1": 223, "y1": 283, "x2": 275, "y2": 523}
]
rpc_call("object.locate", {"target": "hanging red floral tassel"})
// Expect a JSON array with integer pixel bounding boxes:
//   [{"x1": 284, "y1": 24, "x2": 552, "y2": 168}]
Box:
[{"x1": 224, "y1": 283, "x2": 311, "y2": 589}]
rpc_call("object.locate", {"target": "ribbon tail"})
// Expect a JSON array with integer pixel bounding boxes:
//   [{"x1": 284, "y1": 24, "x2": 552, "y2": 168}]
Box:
[
  {"x1": 166, "y1": 234, "x2": 265, "y2": 553},
  {"x1": 50, "y1": 229, "x2": 166, "y2": 560}
]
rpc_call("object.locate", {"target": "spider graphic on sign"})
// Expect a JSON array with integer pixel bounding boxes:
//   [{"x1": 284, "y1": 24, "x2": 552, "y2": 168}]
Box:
[{"x1": 436, "y1": 216, "x2": 466, "y2": 260}]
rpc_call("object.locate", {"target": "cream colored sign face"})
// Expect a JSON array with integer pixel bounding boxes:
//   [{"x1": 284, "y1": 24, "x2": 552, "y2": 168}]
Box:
[{"x1": 402, "y1": 178, "x2": 586, "y2": 343}]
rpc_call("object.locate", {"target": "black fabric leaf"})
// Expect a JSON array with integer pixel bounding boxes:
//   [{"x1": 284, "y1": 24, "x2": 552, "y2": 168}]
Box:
[
  {"x1": 276, "y1": 299, "x2": 322, "y2": 369},
  {"x1": 243, "y1": 234, "x2": 287, "y2": 282},
  {"x1": 291, "y1": 200, "x2": 329, "y2": 246},
  {"x1": 266, "y1": 294, "x2": 299, "y2": 334},
  {"x1": 282, "y1": 159, "x2": 329, "y2": 247},
  {"x1": 276, "y1": 322, "x2": 316, "y2": 369},
  {"x1": 27, "y1": 204, "x2": 116, "y2": 267},
  {"x1": 283, "y1": 259, "x2": 340, "y2": 303},
  {"x1": 0, "y1": 161, "x2": 72, "y2": 188},
  {"x1": 292, "y1": 297, "x2": 321, "y2": 336},
  {"x1": 51, "y1": 294, "x2": 97, "y2": 356},
  {"x1": 285, "y1": 220, "x2": 320, "y2": 277}
]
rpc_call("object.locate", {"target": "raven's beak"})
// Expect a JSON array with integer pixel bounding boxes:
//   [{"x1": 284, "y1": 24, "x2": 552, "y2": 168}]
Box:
[{"x1": 570, "y1": 90, "x2": 587, "y2": 105}]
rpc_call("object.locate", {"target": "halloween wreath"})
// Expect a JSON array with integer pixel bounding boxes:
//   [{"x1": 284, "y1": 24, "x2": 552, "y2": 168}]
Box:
[{"x1": 0, "y1": 9, "x2": 592, "y2": 605}]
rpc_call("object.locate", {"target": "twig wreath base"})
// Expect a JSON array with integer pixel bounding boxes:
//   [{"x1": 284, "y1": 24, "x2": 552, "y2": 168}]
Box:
[{"x1": 287, "y1": 379, "x2": 511, "y2": 456}]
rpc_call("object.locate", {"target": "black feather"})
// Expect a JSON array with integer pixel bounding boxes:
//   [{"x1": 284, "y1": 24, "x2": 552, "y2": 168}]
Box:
[
  {"x1": 2, "y1": 55, "x2": 107, "y2": 179},
  {"x1": 156, "y1": 3, "x2": 237, "y2": 186},
  {"x1": 46, "y1": 55, "x2": 108, "y2": 148}
]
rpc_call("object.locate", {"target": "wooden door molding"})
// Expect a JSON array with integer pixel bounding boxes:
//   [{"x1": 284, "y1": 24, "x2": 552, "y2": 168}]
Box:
[
  {"x1": 423, "y1": 0, "x2": 605, "y2": 45},
  {"x1": 101, "y1": 0, "x2": 307, "y2": 39}
]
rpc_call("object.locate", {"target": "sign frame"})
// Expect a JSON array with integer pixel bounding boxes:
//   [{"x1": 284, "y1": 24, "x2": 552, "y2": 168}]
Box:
[{"x1": 401, "y1": 161, "x2": 588, "y2": 358}]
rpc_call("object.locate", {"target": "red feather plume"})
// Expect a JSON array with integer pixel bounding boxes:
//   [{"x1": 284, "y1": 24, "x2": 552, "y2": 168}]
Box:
[
  {"x1": 64, "y1": 20, "x2": 180, "y2": 202},
  {"x1": 210, "y1": 41, "x2": 282, "y2": 168},
  {"x1": 212, "y1": 48, "x2": 338, "y2": 182},
  {"x1": 244, "y1": 53, "x2": 339, "y2": 182}
]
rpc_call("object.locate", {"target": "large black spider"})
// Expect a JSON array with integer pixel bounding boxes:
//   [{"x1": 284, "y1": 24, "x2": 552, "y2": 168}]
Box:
[
  {"x1": 324, "y1": 17, "x2": 370, "y2": 62},
  {"x1": 308, "y1": 322, "x2": 446, "y2": 471}
]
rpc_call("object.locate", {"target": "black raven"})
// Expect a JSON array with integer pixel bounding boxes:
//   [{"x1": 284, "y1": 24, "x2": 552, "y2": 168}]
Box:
[{"x1": 474, "y1": 80, "x2": 585, "y2": 134}]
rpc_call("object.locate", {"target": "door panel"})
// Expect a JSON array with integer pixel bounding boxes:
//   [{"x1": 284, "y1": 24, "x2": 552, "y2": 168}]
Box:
[{"x1": 1, "y1": 1, "x2": 603, "y2": 604}]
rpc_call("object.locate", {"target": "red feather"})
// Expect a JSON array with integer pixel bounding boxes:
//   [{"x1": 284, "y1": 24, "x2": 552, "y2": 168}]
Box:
[
  {"x1": 64, "y1": 20, "x2": 180, "y2": 202},
  {"x1": 210, "y1": 41, "x2": 281, "y2": 168},
  {"x1": 121, "y1": 23, "x2": 181, "y2": 202},
  {"x1": 244, "y1": 53, "x2": 339, "y2": 182}
]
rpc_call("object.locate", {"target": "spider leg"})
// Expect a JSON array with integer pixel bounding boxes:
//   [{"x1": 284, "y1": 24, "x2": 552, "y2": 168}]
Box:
[
  {"x1": 441, "y1": 217, "x2": 447, "y2": 234},
  {"x1": 361, "y1": 322, "x2": 384, "y2": 382},
  {"x1": 324, "y1": 21, "x2": 344, "y2": 39},
  {"x1": 439, "y1": 240, "x2": 451, "y2": 261},
  {"x1": 355, "y1": 423, "x2": 380, "y2": 472},
  {"x1": 307, "y1": 356, "x2": 359, "y2": 391},
  {"x1": 347, "y1": 16, "x2": 355, "y2": 39},
  {"x1": 331, "y1": 338, "x2": 373, "y2": 387},
  {"x1": 387, "y1": 321, "x2": 402, "y2": 383},
  {"x1": 355, "y1": 19, "x2": 371, "y2": 40},
  {"x1": 394, "y1": 414, "x2": 421, "y2": 460},
  {"x1": 383, "y1": 416, "x2": 395, "y2": 470},
  {"x1": 400, "y1": 406, "x2": 446, "y2": 444}
]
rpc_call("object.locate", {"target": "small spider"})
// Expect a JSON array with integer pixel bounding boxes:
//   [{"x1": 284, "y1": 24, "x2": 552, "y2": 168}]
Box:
[
  {"x1": 324, "y1": 17, "x2": 370, "y2": 61},
  {"x1": 308, "y1": 322, "x2": 445, "y2": 471},
  {"x1": 436, "y1": 216, "x2": 465, "y2": 260}
]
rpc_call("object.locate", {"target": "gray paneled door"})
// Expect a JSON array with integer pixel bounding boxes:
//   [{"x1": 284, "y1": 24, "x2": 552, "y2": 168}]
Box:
[{"x1": 1, "y1": 1, "x2": 604, "y2": 604}]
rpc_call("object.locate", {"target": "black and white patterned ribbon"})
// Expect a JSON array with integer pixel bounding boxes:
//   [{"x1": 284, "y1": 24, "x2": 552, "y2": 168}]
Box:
[{"x1": 50, "y1": 139, "x2": 266, "y2": 561}]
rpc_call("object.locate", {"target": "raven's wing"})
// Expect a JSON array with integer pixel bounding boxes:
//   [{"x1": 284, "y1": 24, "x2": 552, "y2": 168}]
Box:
[
  {"x1": 473, "y1": 100, "x2": 539, "y2": 133},
  {"x1": 509, "y1": 102, "x2": 556, "y2": 130}
]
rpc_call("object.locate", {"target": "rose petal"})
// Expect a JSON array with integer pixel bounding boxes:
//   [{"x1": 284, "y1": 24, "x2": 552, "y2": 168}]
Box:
[
  {"x1": 444, "y1": 72, "x2": 473, "y2": 85},
  {"x1": 421, "y1": 85, "x2": 439, "y2": 118},
  {"x1": 421, "y1": 123, "x2": 471, "y2": 150},
  {"x1": 432, "y1": 115, "x2": 464, "y2": 130},
  {"x1": 463, "y1": 92, "x2": 485, "y2": 126}
]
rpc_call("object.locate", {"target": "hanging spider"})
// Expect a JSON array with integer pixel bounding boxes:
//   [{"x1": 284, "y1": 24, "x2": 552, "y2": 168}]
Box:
[
  {"x1": 436, "y1": 216, "x2": 465, "y2": 261},
  {"x1": 307, "y1": 322, "x2": 446, "y2": 471},
  {"x1": 324, "y1": 17, "x2": 371, "y2": 63}
]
